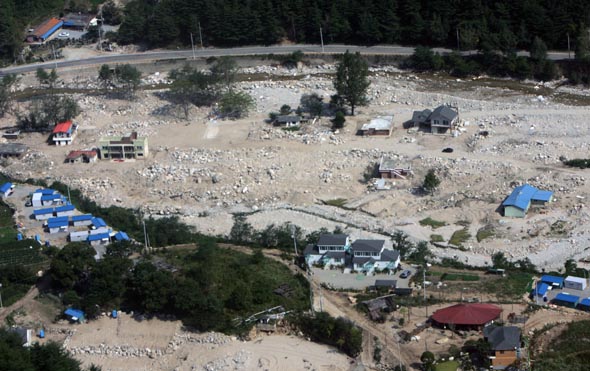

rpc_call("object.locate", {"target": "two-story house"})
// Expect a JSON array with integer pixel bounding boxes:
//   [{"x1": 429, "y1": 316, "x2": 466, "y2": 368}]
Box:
[
  {"x1": 52, "y1": 121, "x2": 77, "y2": 146},
  {"x1": 484, "y1": 326, "x2": 521, "y2": 370},
  {"x1": 304, "y1": 234, "x2": 350, "y2": 268},
  {"x1": 98, "y1": 132, "x2": 149, "y2": 159},
  {"x1": 351, "y1": 240, "x2": 400, "y2": 273}
]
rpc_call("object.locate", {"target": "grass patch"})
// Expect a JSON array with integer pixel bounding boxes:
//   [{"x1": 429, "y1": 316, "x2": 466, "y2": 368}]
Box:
[
  {"x1": 482, "y1": 272, "x2": 533, "y2": 299},
  {"x1": 322, "y1": 198, "x2": 349, "y2": 208},
  {"x1": 281, "y1": 126, "x2": 300, "y2": 132},
  {"x1": 435, "y1": 360, "x2": 459, "y2": 371},
  {"x1": 476, "y1": 227, "x2": 495, "y2": 242},
  {"x1": 0, "y1": 239, "x2": 46, "y2": 267},
  {"x1": 441, "y1": 272, "x2": 480, "y2": 281},
  {"x1": 420, "y1": 217, "x2": 447, "y2": 229},
  {"x1": 449, "y1": 228, "x2": 471, "y2": 246},
  {"x1": 430, "y1": 234, "x2": 444, "y2": 243}
]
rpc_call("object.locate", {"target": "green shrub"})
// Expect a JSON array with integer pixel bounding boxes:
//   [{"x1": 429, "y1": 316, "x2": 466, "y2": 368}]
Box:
[{"x1": 420, "y1": 217, "x2": 447, "y2": 229}]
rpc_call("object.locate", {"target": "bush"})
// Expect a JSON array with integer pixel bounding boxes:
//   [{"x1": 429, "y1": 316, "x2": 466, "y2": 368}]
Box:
[
  {"x1": 332, "y1": 111, "x2": 346, "y2": 129},
  {"x1": 296, "y1": 312, "x2": 363, "y2": 357}
]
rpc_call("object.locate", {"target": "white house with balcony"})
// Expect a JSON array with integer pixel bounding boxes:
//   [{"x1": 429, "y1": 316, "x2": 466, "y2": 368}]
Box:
[
  {"x1": 304, "y1": 234, "x2": 351, "y2": 268},
  {"x1": 351, "y1": 240, "x2": 400, "y2": 274}
]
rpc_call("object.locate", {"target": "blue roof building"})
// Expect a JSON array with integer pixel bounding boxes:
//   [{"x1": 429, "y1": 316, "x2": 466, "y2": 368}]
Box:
[
  {"x1": 0, "y1": 182, "x2": 13, "y2": 197},
  {"x1": 503, "y1": 184, "x2": 554, "y2": 218},
  {"x1": 532, "y1": 282, "x2": 549, "y2": 297},
  {"x1": 35, "y1": 189, "x2": 57, "y2": 195},
  {"x1": 91, "y1": 217, "x2": 107, "y2": 229},
  {"x1": 541, "y1": 275, "x2": 564, "y2": 288},
  {"x1": 578, "y1": 298, "x2": 590, "y2": 310},
  {"x1": 47, "y1": 216, "x2": 69, "y2": 223},
  {"x1": 33, "y1": 207, "x2": 55, "y2": 220},
  {"x1": 47, "y1": 219, "x2": 69, "y2": 228},
  {"x1": 64, "y1": 308, "x2": 85, "y2": 322},
  {"x1": 71, "y1": 214, "x2": 93, "y2": 222},
  {"x1": 553, "y1": 293, "x2": 579, "y2": 308},
  {"x1": 114, "y1": 231, "x2": 130, "y2": 241},
  {"x1": 55, "y1": 204, "x2": 75, "y2": 213},
  {"x1": 88, "y1": 232, "x2": 110, "y2": 242}
]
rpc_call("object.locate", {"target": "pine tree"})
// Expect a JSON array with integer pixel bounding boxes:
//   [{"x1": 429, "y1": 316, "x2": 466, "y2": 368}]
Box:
[{"x1": 333, "y1": 51, "x2": 370, "y2": 116}]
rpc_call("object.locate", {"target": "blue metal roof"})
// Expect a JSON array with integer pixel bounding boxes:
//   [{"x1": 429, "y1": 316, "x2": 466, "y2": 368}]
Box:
[
  {"x1": 541, "y1": 275, "x2": 564, "y2": 285},
  {"x1": 503, "y1": 184, "x2": 553, "y2": 211},
  {"x1": 40, "y1": 21, "x2": 63, "y2": 40},
  {"x1": 41, "y1": 194, "x2": 62, "y2": 201},
  {"x1": 88, "y1": 233, "x2": 110, "y2": 241},
  {"x1": 33, "y1": 207, "x2": 54, "y2": 215},
  {"x1": 554, "y1": 293, "x2": 579, "y2": 304},
  {"x1": 579, "y1": 298, "x2": 590, "y2": 307},
  {"x1": 533, "y1": 282, "x2": 549, "y2": 296},
  {"x1": 36, "y1": 189, "x2": 56, "y2": 195},
  {"x1": 91, "y1": 217, "x2": 107, "y2": 228},
  {"x1": 64, "y1": 308, "x2": 85, "y2": 319},
  {"x1": 0, "y1": 182, "x2": 12, "y2": 193},
  {"x1": 47, "y1": 220, "x2": 69, "y2": 228},
  {"x1": 55, "y1": 204, "x2": 75, "y2": 212},
  {"x1": 47, "y1": 216, "x2": 69, "y2": 223},
  {"x1": 532, "y1": 190, "x2": 553, "y2": 202},
  {"x1": 71, "y1": 214, "x2": 93, "y2": 222},
  {"x1": 114, "y1": 231, "x2": 129, "y2": 241}
]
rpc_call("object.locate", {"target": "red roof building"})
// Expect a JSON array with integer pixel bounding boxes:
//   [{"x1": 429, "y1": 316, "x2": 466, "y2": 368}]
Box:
[
  {"x1": 26, "y1": 18, "x2": 63, "y2": 43},
  {"x1": 431, "y1": 303, "x2": 502, "y2": 330},
  {"x1": 65, "y1": 150, "x2": 97, "y2": 163},
  {"x1": 52, "y1": 121, "x2": 77, "y2": 146}
]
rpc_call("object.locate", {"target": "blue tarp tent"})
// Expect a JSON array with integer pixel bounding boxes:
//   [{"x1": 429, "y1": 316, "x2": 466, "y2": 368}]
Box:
[
  {"x1": 553, "y1": 293, "x2": 579, "y2": 308},
  {"x1": 64, "y1": 308, "x2": 85, "y2": 322},
  {"x1": 114, "y1": 231, "x2": 129, "y2": 241},
  {"x1": 541, "y1": 275, "x2": 564, "y2": 288}
]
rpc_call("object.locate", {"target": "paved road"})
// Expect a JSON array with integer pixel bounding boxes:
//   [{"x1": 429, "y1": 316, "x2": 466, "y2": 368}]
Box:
[{"x1": 0, "y1": 44, "x2": 572, "y2": 77}]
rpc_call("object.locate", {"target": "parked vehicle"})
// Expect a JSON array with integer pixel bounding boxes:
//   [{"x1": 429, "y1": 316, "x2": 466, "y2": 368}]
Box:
[{"x1": 400, "y1": 270, "x2": 412, "y2": 279}]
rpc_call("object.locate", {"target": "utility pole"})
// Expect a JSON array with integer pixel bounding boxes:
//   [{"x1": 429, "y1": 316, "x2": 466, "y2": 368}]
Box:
[
  {"x1": 320, "y1": 26, "x2": 325, "y2": 53},
  {"x1": 198, "y1": 22, "x2": 203, "y2": 49},
  {"x1": 456, "y1": 28, "x2": 460, "y2": 51},
  {"x1": 290, "y1": 224, "x2": 298, "y2": 256},
  {"x1": 51, "y1": 44, "x2": 58, "y2": 70},
  {"x1": 67, "y1": 185, "x2": 71, "y2": 204},
  {"x1": 567, "y1": 33, "x2": 571, "y2": 59},
  {"x1": 190, "y1": 33, "x2": 196, "y2": 60},
  {"x1": 97, "y1": 11, "x2": 103, "y2": 51}
]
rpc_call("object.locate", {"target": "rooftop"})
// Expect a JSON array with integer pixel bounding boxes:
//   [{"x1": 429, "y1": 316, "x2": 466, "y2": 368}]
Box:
[
  {"x1": 554, "y1": 293, "x2": 579, "y2": 304},
  {"x1": 317, "y1": 234, "x2": 348, "y2": 246},
  {"x1": 361, "y1": 116, "x2": 393, "y2": 131},
  {"x1": 351, "y1": 239, "x2": 385, "y2": 253},
  {"x1": 100, "y1": 132, "x2": 146, "y2": 145},
  {"x1": 503, "y1": 184, "x2": 553, "y2": 211},
  {"x1": 276, "y1": 115, "x2": 301, "y2": 123},
  {"x1": 0, "y1": 143, "x2": 28, "y2": 155},
  {"x1": 52, "y1": 121, "x2": 73, "y2": 134},
  {"x1": 88, "y1": 232, "x2": 111, "y2": 241},
  {"x1": 430, "y1": 105, "x2": 458, "y2": 122},
  {"x1": 484, "y1": 326, "x2": 521, "y2": 351},
  {"x1": 0, "y1": 182, "x2": 12, "y2": 193},
  {"x1": 431, "y1": 303, "x2": 502, "y2": 326},
  {"x1": 30, "y1": 18, "x2": 62, "y2": 38},
  {"x1": 66, "y1": 150, "x2": 97, "y2": 160},
  {"x1": 379, "y1": 156, "x2": 410, "y2": 171}
]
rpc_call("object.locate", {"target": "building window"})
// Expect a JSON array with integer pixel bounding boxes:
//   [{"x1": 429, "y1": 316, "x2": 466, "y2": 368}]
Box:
[{"x1": 443, "y1": 120, "x2": 449, "y2": 125}]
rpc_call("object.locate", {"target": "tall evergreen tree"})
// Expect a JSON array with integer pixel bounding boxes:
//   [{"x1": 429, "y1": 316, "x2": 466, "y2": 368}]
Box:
[{"x1": 333, "y1": 51, "x2": 370, "y2": 116}]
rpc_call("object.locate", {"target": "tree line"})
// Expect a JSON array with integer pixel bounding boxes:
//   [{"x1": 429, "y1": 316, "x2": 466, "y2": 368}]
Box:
[{"x1": 113, "y1": 0, "x2": 589, "y2": 53}]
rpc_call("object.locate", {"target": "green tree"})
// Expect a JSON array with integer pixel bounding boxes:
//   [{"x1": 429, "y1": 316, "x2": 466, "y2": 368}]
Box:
[
  {"x1": 422, "y1": 169, "x2": 440, "y2": 195},
  {"x1": 115, "y1": 64, "x2": 141, "y2": 98},
  {"x1": 333, "y1": 51, "x2": 370, "y2": 115},
  {"x1": 575, "y1": 30, "x2": 590, "y2": 62},
  {"x1": 168, "y1": 64, "x2": 215, "y2": 119},
  {"x1": 101, "y1": 0, "x2": 122, "y2": 25},
  {"x1": 50, "y1": 243, "x2": 96, "y2": 289},
  {"x1": 391, "y1": 231, "x2": 414, "y2": 259},
  {"x1": 564, "y1": 258, "x2": 577, "y2": 275},
  {"x1": 408, "y1": 46, "x2": 444, "y2": 71},
  {"x1": 210, "y1": 57, "x2": 239, "y2": 91},
  {"x1": 36, "y1": 68, "x2": 59, "y2": 92},
  {"x1": 229, "y1": 214, "x2": 254, "y2": 244},
  {"x1": 299, "y1": 93, "x2": 323, "y2": 117},
  {"x1": 17, "y1": 95, "x2": 80, "y2": 132},
  {"x1": 408, "y1": 241, "x2": 432, "y2": 264},
  {"x1": 332, "y1": 111, "x2": 345, "y2": 129},
  {"x1": 530, "y1": 36, "x2": 548, "y2": 63},
  {"x1": 0, "y1": 74, "x2": 18, "y2": 117},
  {"x1": 218, "y1": 90, "x2": 255, "y2": 119},
  {"x1": 492, "y1": 251, "x2": 510, "y2": 269},
  {"x1": 279, "y1": 104, "x2": 291, "y2": 115},
  {"x1": 420, "y1": 350, "x2": 435, "y2": 371},
  {"x1": 130, "y1": 262, "x2": 175, "y2": 312},
  {"x1": 98, "y1": 64, "x2": 114, "y2": 90}
]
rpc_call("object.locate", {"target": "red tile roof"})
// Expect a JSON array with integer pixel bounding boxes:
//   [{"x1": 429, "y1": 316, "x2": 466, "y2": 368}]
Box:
[
  {"x1": 431, "y1": 303, "x2": 502, "y2": 326},
  {"x1": 32, "y1": 18, "x2": 62, "y2": 38},
  {"x1": 53, "y1": 121, "x2": 73, "y2": 134},
  {"x1": 66, "y1": 150, "x2": 97, "y2": 160}
]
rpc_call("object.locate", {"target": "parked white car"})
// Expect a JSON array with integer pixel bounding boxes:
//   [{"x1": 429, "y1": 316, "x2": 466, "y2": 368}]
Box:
[{"x1": 58, "y1": 32, "x2": 70, "y2": 38}]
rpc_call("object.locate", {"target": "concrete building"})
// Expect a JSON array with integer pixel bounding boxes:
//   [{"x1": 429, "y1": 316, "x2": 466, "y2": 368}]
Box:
[
  {"x1": 71, "y1": 214, "x2": 93, "y2": 227},
  {"x1": 378, "y1": 156, "x2": 412, "y2": 179},
  {"x1": 52, "y1": 121, "x2": 77, "y2": 146},
  {"x1": 358, "y1": 116, "x2": 393, "y2": 136},
  {"x1": 502, "y1": 184, "x2": 553, "y2": 218},
  {"x1": 274, "y1": 115, "x2": 302, "y2": 127},
  {"x1": 484, "y1": 326, "x2": 521, "y2": 370},
  {"x1": 0, "y1": 143, "x2": 28, "y2": 158},
  {"x1": 47, "y1": 217, "x2": 69, "y2": 234},
  {"x1": 411, "y1": 105, "x2": 459, "y2": 134},
  {"x1": 69, "y1": 230, "x2": 90, "y2": 242},
  {"x1": 55, "y1": 204, "x2": 75, "y2": 217},
  {"x1": 564, "y1": 276, "x2": 587, "y2": 291},
  {"x1": 99, "y1": 132, "x2": 148, "y2": 159},
  {"x1": 33, "y1": 207, "x2": 55, "y2": 221}
]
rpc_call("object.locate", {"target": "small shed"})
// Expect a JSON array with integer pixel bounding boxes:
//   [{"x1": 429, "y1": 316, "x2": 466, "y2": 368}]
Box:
[
  {"x1": 71, "y1": 214, "x2": 93, "y2": 227},
  {"x1": 66, "y1": 150, "x2": 98, "y2": 163},
  {"x1": 33, "y1": 207, "x2": 55, "y2": 221},
  {"x1": 540, "y1": 275, "x2": 564, "y2": 289},
  {"x1": 9, "y1": 327, "x2": 32, "y2": 347},
  {"x1": 531, "y1": 282, "x2": 550, "y2": 298},
  {"x1": 552, "y1": 293, "x2": 579, "y2": 308},
  {"x1": 378, "y1": 156, "x2": 412, "y2": 179},
  {"x1": 2, "y1": 130, "x2": 21, "y2": 140},
  {"x1": 114, "y1": 231, "x2": 130, "y2": 241},
  {"x1": 502, "y1": 184, "x2": 553, "y2": 218},
  {"x1": 564, "y1": 276, "x2": 587, "y2": 291},
  {"x1": 88, "y1": 232, "x2": 111, "y2": 246},
  {"x1": 64, "y1": 308, "x2": 85, "y2": 322},
  {"x1": 55, "y1": 204, "x2": 75, "y2": 217},
  {"x1": 91, "y1": 217, "x2": 107, "y2": 229},
  {"x1": 359, "y1": 116, "x2": 393, "y2": 136},
  {"x1": 0, "y1": 182, "x2": 13, "y2": 198},
  {"x1": 0, "y1": 143, "x2": 28, "y2": 158}
]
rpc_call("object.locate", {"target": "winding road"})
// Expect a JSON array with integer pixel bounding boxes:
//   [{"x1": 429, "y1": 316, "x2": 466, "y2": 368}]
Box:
[{"x1": 0, "y1": 44, "x2": 572, "y2": 77}]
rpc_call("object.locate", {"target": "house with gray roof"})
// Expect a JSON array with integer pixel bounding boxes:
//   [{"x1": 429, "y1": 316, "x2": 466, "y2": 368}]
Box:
[
  {"x1": 484, "y1": 326, "x2": 521, "y2": 370},
  {"x1": 411, "y1": 105, "x2": 459, "y2": 134},
  {"x1": 351, "y1": 240, "x2": 400, "y2": 273},
  {"x1": 304, "y1": 234, "x2": 351, "y2": 268}
]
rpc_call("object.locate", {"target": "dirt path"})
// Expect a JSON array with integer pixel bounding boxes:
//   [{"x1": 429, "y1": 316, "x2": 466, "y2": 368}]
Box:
[{"x1": 0, "y1": 286, "x2": 39, "y2": 323}]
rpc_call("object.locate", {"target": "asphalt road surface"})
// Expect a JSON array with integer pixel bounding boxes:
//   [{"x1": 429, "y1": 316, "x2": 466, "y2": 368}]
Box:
[{"x1": 0, "y1": 44, "x2": 572, "y2": 76}]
